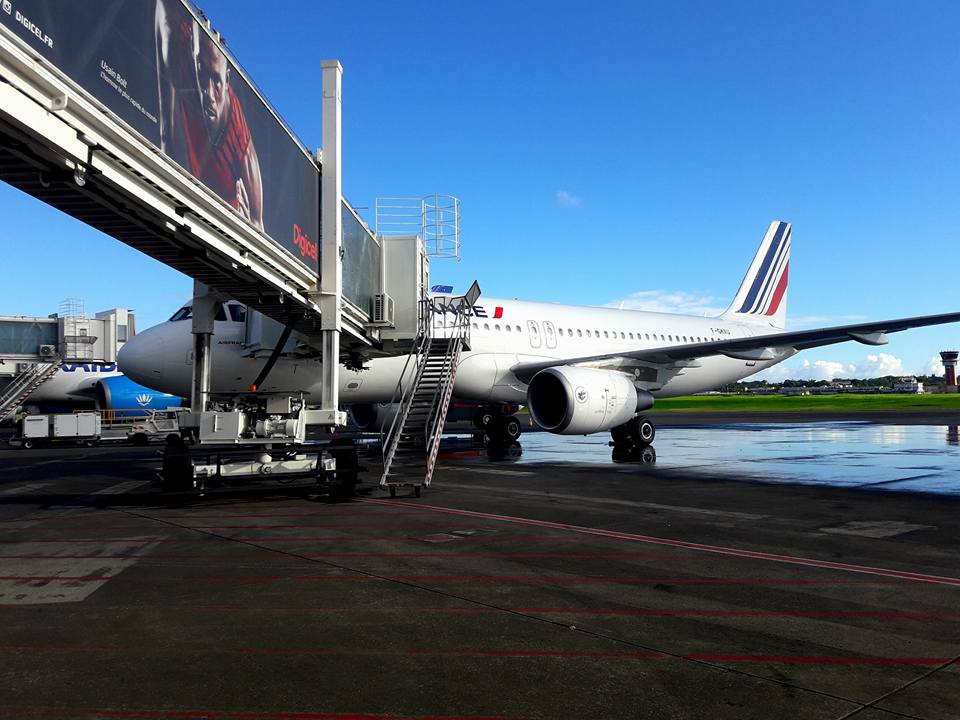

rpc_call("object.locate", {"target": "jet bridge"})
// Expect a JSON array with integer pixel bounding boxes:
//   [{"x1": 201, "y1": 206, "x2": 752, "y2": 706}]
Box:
[
  {"x1": 0, "y1": 1, "x2": 439, "y2": 495},
  {"x1": 0, "y1": 2, "x2": 425, "y2": 438},
  {"x1": 0, "y1": 303, "x2": 132, "y2": 421}
]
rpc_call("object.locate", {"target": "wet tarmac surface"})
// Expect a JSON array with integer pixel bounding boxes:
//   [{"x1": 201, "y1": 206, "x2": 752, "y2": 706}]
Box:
[
  {"x1": 454, "y1": 421, "x2": 960, "y2": 497},
  {"x1": 0, "y1": 420, "x2": 958, "y2": 719}
]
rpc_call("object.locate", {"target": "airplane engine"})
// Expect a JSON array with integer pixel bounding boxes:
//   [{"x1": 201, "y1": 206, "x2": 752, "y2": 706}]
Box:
[
  {"x1": 347, "y1": 403, "x2": 399, "y2": 432},
  {"x1": 527, "y1": 367, "x2": 654, "y2": 435},
  {"x1": 95, "y1": 376, "x2": 184, "y2": 418}
]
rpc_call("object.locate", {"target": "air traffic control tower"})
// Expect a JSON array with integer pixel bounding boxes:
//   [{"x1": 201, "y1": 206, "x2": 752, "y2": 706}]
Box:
[{"x1": 941, "y1": 351, "x2": 958, "y2": 391}]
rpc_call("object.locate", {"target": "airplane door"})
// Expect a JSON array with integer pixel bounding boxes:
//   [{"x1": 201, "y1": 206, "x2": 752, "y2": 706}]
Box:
[
  {"x1": 543, "y1": 321, "x2": 557, "y2": 349},
  {"x1": 527, "y1": 320, "x2": 542, "y2": 349}
]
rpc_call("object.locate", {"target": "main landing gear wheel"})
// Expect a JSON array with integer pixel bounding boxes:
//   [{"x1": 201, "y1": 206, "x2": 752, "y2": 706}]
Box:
[
  {"x1": 634, "y1": 416, "x2": 655, "y2": 446},
  {"x1": 473, "y1": 408, "x2": 495, "y2": 431},
  {"x1": 611, "y1": 416, "x2": 656, "y2": 448},
  {"x1": 487, "y1": 415, "x2": 522, "y2": 444}
]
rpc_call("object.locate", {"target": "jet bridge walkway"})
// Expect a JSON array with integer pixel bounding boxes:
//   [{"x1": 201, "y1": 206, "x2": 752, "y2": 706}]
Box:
[{"x1": 0, "y1": 22, "x2": 395, "y2": 363}]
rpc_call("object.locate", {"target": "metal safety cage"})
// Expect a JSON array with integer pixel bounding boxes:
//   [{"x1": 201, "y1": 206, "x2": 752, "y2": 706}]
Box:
[{"x1": 375, "y1": 195, "x2": 460, "y2": 259}]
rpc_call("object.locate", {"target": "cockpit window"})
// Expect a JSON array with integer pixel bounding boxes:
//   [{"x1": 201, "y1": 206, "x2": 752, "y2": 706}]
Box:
[{"x1": 171, "y1": 304, "x2": 245, "y2": 322}]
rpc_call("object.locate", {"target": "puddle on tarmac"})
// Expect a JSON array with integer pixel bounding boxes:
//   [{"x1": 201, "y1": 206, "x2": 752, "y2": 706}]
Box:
[{"x1": 439, "y1": 422, "x2": 960, "y2": 496}]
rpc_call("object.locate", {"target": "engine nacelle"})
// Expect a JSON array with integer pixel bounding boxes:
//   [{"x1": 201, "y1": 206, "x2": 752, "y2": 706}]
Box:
[
  {"x1": 347, "y1": 403, "x2": 399, "y2": 432},
  {"x1": 527, "y1": 366, "x2": 654, "y2": 435},
  {"x1": 95, "y1": 375, "x2": 184, "y2": 418}
]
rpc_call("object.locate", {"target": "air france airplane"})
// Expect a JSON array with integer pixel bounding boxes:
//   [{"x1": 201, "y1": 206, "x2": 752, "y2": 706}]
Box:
[{"x1": 118, "y1": 221, "x2": 960, "y2": 446}]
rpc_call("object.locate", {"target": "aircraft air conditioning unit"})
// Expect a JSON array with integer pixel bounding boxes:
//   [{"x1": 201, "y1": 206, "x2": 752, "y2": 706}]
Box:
[
  {"x1": 39, "y1": 344, "x2": 57, "y2": 358},
  {"x1": 370, "y1": 293, "x2": 395, "y2": 327}
]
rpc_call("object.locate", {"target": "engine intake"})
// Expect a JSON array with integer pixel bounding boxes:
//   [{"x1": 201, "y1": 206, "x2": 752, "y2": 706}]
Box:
[{"x1": 527, "y1": 366, "x2": 653, "y2": 435}]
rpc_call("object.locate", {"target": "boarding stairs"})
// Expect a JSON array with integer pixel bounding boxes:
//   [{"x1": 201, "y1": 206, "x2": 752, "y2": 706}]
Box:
[
  {"x1": 0, "y1": 356, "x2": 62, "y2": 422},
  {"x1": 380, "y1": 292, "x2": 473, "y2": 494}
]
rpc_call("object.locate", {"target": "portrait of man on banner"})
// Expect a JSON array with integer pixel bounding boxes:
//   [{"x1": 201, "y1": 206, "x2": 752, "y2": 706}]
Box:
[{"x1": 154, "y1": 0, "x2": 264, "y2": 231}]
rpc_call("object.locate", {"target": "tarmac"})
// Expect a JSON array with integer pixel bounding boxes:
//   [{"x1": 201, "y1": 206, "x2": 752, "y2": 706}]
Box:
[{"x1": 0, "y1": 417, "x2": 959, "y2": 719}]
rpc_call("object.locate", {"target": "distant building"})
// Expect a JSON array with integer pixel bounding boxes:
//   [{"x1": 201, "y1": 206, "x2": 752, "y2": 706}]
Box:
[{"x1": 893, "y1": 377, "x2": 923, "y2": 394}]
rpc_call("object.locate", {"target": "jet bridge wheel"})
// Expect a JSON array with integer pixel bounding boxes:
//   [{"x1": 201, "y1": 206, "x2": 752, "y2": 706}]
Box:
[{"x1": 326, "y1": 438, "x2": 360, "y2": 501}]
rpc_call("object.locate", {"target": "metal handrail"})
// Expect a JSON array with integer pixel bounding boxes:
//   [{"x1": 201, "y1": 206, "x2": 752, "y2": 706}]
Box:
[
  {"x1": 379, "y1": 295, "x2": 471, "y2": 483},
  {"x1": 380, "y1": 299, "x2": 434, "y2": 473}
]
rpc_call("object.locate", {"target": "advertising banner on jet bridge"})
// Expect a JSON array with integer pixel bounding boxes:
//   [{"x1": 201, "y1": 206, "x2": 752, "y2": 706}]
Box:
[{"x1": 0, "y1": 0, "x2": 320, "y2": 274}]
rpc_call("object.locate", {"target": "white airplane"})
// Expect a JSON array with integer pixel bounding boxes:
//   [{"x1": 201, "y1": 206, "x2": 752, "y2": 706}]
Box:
[{"x1": 117, "y1": 221, "x2": 960, "y2": 446}]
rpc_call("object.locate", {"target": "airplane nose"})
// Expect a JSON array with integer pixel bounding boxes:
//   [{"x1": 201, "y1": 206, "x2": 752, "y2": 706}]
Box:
[{"x1": 117, "y1": 330, "x2": 165, "y2": 388}]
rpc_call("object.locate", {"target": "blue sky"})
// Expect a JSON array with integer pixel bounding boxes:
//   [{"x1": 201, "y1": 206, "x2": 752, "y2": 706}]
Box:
[{"x1": 2, "y1": 1, "x2": 958, "y2": 379}]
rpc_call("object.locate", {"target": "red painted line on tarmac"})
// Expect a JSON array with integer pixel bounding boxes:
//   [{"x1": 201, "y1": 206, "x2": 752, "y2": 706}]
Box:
[
  {"x1": 236, "y1": 647, "x2": 662, "y2": 660},
  {"x1": 0, "y1": 534, "x2": 584, "y2": 545},
  {"x1": 185, "y1": 534, "x2": 577, "y2": 542},
  {"x1": 366, "y1": 499, "x2": 960, "y2": 588},
  {"x1": 83, "y1": 710, "x2": 521, "y2": 720},
  {"x1": 167, "y1": 606, "x2": 960, "y2": 621},
  {"x1": 0, "y1": 552, "x2": 679, "y2": 561},
  {"x1": 0, "y1": 644, "x2": 949, "y2": 668},
  {"x1": 687, "y1": 654, "x2": 950, "y2": 667},
  {"x1": 514, "y1": 608, "x2": 960, "y2": 620},
  {"x1": 83, "y1": 709, "x2": 522, "y2": 720},
  {"x1": 181, "y1": 575, "x2": 888, "y2": 586},
  {"x1": 0, "y1": 538, "x2": 165, "y2": 545}
]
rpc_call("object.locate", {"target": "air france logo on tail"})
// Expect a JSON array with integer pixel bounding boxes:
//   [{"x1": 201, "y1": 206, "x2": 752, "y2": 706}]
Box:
[{"x1": 737, "y1": 221, "x2": 791, "y2": 317}]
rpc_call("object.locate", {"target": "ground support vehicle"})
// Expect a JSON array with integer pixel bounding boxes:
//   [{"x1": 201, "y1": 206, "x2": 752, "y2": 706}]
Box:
[{"x1": 14, "y1": 412, "x2": 101, "y2": 448}]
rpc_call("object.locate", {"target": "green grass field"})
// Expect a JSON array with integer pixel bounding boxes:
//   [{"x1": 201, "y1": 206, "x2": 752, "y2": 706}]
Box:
[{"x1": 651, "y1": 393, "x2": 960, "y2": 413}]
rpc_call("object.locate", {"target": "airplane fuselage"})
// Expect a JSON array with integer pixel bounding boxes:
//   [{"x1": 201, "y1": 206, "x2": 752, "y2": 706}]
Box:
[{"x1": 120, "y1": 297, "x2": 780, "y2": 405}]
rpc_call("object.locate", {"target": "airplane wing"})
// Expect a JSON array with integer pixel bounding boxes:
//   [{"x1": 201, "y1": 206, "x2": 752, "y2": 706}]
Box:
[{"x1": 509, "y1": 311, "x2": 960, "y2": 383}]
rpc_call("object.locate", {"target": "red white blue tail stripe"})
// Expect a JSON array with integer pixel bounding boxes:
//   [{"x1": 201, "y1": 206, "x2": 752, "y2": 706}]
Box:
[{"x1": 724, "y1": 220, "x2": 791, "y2": 326}]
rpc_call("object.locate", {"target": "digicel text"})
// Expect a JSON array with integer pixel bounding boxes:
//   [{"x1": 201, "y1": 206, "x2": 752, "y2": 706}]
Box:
[{"x1": 293, "y1": 223, "x2": 318, "y2": 261}]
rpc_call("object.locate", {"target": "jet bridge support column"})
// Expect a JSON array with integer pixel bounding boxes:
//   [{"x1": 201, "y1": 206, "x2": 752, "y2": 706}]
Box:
[
  {"x1": 189, "y1": 281, "x2": 224, "y2": 413},
  {"x1": 317, "y1": 60, "x2": 346, "y2": 427}
]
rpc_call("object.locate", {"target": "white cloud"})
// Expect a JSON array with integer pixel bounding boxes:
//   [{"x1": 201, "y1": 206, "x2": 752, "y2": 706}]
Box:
[
  {"x1": 556, "y1": 190, "x2": 582, "y2": 208},
  {"x1": 851, "y1": 353, "x2": 904, "y2": 377},
  {"x1": 925, "y1": 354, "x2": 945, "y2": 376},
  {"x1": 754, "y1": 353, "x2": 907, "y2": 382},
  {"x1": 605, "y1": 290, "x2": 727, "y2": 316}
]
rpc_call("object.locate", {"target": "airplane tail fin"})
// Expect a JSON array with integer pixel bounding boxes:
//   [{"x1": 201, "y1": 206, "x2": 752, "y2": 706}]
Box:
[{"x1": 722, "y1": 220, "x2": 791, "y2": 329}]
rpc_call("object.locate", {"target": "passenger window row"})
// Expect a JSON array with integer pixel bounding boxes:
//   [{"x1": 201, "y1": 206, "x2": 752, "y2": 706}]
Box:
[{"x1": 470, "y1": 321, "x2": 721, "y2": 344}]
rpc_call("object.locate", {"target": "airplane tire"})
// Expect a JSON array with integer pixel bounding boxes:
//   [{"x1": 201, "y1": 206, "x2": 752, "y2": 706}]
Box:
[
  {"x1": 415, "y1": 485, "x2": 421, "y2": 498},
  {"x1": 611, "y1": 423, "x2": 630, "y2": 444},
  {"x1": 501, "y1": 416, "x2": 522, "y2": 442},
  {"x1": 632, "y1": 417, "x2": 656, "y2": 446},
  {"x1": 389, "y1": 486, "x2": 396, "y2": 498},
  {"x1": 473, "y1": 408, "x2": 495, "y2": 430},
  {"x1": 22, "y1": 439, "x2": 33, "y2": 450}
]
